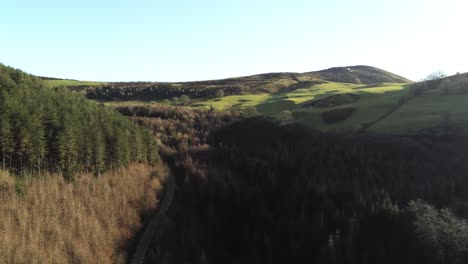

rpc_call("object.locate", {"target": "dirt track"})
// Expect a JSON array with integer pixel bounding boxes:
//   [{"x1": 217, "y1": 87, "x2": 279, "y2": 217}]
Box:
[{"x1": 130, "y1": 173, "x2": 175, "y2": 264}]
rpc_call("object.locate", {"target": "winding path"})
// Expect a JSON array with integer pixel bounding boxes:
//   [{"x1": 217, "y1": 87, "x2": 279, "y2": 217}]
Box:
[{"x1": 130, "y1": 173, "x2": 175, "y2": 264}]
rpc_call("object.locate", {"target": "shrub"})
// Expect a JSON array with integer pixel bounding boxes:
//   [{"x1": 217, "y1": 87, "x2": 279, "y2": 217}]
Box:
[
  {"x1": 242, "y1": 106, "x2": 260, "y2": 117},
  {"x1": 276, "y1": 110, "x2": 294, "y2": 124},
  {"x1": 180, "y1": 95, "x2": 191, "y2": 106},
  {"x1": 216, "y1": 89, "x2": 225, "y2": 98}
]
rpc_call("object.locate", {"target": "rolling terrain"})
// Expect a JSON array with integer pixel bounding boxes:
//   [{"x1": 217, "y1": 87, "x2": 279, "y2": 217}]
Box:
[
  {"x1": 43, "y1": 65, "x2": 468, "y2": 136},
  {"x1": 5, "y1": 63, "x2": 468, "y2": 263}
]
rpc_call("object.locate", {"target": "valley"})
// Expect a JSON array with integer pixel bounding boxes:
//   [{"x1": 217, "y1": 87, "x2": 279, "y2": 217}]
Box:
[
  {"x1": 4, "y1": 1, "x2": 467, "y2": 263},
  {"x1": 3, "y1": 63, "x2": 468, "y2": 264}
]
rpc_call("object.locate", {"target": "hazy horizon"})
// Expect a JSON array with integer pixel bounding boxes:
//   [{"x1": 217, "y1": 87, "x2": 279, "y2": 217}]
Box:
[{"x1": 2, "y1": 0, "x2": 467, "y2": 82}]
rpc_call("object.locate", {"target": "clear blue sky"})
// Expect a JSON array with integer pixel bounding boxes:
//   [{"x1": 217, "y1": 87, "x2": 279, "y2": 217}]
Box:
[{"x1": 1, "y1": 0, "x2": 467, "y2": 82}]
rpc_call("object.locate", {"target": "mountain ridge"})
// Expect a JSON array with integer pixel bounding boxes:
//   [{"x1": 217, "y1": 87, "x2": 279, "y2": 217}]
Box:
[{"x1": 38, "y1": 65, "x2": 411, "y2": 85}]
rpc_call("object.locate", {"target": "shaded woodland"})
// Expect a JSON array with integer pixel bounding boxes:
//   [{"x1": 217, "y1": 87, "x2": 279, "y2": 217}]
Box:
[{"x1": 122, "y1": 104, "x2": 468, "y2": 264}]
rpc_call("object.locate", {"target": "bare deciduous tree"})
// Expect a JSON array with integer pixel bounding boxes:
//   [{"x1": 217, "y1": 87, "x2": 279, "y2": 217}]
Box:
[{"x1": 408, "y1": 199, "x2": 468, "y2": 263}]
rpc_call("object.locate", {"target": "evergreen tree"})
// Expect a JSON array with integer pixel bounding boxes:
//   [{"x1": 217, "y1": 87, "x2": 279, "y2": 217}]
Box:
[
  {"x1": 0, "y1": 63, "x2": 160, "y2": 176},
  {"x1": 0, "y1": 116, "x2": 13, "y2": 169}
]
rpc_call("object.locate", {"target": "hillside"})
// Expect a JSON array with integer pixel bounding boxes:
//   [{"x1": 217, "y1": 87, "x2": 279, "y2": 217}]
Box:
[
  {"x1": 0, "y1": 63, "x2": 168, "y2": 263},
  {"x1": 42, "y1": 65, "x2": 409, "y2": 100},
  {"x1": 303, "y1": 65, "x2": 411, "y2": 84},
  {"x1": 40, "y1": 66, "x2": 419, "y2": 134},
  {"x1": 367, "y1": 73, "x2": 468, "y2": 135},
  {"x1": 42, "y1": 66, "x2": 468, "y2": 136}
]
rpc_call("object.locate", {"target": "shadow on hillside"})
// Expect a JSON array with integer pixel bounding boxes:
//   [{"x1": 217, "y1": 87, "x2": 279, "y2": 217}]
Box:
[{"x1": 256, "y1": 99, "x2": 295, "y2": 114}]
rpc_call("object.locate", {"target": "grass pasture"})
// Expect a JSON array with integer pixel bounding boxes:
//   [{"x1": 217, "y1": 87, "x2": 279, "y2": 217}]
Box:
[
  {"x1": 99, "y1": 80, "x2": 468, "y2": 135},
  {"x1": 190, "y1": 81, "x2": 409, "y2": 133},
  {"x1": 43, "y1": 79, "x2": 106, "y2": 88},
  {"x1": 369, "y1": 91, "x2": 468, "y2": 134}
]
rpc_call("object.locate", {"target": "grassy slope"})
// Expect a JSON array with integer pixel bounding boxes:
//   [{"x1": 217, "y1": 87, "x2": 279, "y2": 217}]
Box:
[
  {"x1": 45, "y1": 67, "x2": 468, "y2": 135},
  {"x1": 304, "y1": 65, "x2": 412, "y2": 84},
  {"x1": 369, "y1": 87, "x2": 468, "y2": 134},
  {"x1": 294, "y1": 83, "x2": 407, "y2": 133},
  {"x1": 191, "y1": 79, "x2": 468, "y2": 135},
  {"x1": 191, "y1": 82, "x2": 409, "y2": 132},
  {"x1": 72, "y1": 80, "x2": 413, "y2": 134},
  {"x1": 43, "y1": 79, "x2": 106, "y2": 88}
]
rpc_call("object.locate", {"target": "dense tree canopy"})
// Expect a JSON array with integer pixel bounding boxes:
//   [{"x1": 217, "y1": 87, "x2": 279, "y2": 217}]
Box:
[
  {"x1": 0, "y1": 64, "x2": 159, "y2": 176},
  {"x1": 134, "y1": 114, "x2": 468, "y2": 264}
]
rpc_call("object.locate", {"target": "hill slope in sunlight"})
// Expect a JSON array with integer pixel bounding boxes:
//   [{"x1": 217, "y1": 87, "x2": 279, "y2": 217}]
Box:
[
  {"x1": 303, "y1": 65, "x2": 412, "y2": 84},
  {"x1": 41, "y1": 65, "x2": 410, "y2": 100},
  {"x1": 46, "y1": 66, "x2": 468, "y2": 135}
]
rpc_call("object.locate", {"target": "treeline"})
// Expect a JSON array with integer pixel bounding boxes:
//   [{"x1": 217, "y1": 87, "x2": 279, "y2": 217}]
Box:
[
  {"x1": 86, "y1": 83, "x2": 243, "y2": 101},
  {"x1": 85, "y1": 83, "x2": 300, "y2": 103},
  {"x1": 408, "y1": 73, "x2": 468, "y2": 97},
  {"x1": 73, "y1": 73, "x2": 300, "y2": 102},
  {"x1": 0, "y1": 64, "x2": 159, "y2": 177},
  {"x1": 142, "y1": 117, "x2": 468, "y2": 264},
  {"x1": 116, "y1": 104, "x2": 244, "y2": 151}
]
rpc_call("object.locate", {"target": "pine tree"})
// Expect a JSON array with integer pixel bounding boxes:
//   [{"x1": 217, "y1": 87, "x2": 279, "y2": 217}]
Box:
[
  {"x1": 28, "y1": 116, "x2": 46, "y2": 173},
  {"x1": 0, "y1": 116, "x2": 13, "y2": 169},
  {"x1": 93, "y1": 127, "x2": 106, "y2": 175},
  {"x1": 58, "y1": 127, "x2": 78, "y2": 177},
  {"x1": 0, "y1": 63, "x2": 159, "y2": 176}
]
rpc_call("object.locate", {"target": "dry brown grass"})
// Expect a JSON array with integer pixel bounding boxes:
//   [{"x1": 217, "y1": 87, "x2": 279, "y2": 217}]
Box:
[{"x1": 0, "y1": 164, "x2": 168, "y2": 264}]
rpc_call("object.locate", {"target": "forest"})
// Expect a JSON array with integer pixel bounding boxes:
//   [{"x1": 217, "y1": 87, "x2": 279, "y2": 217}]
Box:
[
  {"x1": 4, "y1": 0, "x2": 468, "y2": 263},
  {"x1": 0, "y1": 64, "x2": 159, "y2": 177},
  {"x1": 0, "y1": 64, "x2": 166, "y2": 263},
  {"x1": 119, "y1": 104, "x2": 468, "y2": 264},
  {"x1": 3, "y1": 63, "x2": 468, "y2": 264}
]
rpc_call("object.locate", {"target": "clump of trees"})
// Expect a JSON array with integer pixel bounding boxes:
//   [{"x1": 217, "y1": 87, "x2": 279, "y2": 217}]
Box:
[
  {"x1": 216, "y1": 89, "x2": 224, "y2": 98},
  {"x1": 180, "y1": 95, "x2": 191, "y2": 106},
  {"x1": 170, "y1": 95, "x2": 191, "y2": 106},
  {"x1": 408, "y1": 199, "x2": 468, "y2": 263},
  {"x1": 116, "y1": 104, "x2": 244, "y2": 152},
  {"x1": 86, "y1": 82, "x2": 245, "y2": 102},
  {"x1": 275, "y1": 110, "x2": 294, "y2": 124},
  {"x1": 438, "y1": 76, "x2": 468, "y2": 95},
  {"x1": 424, "y1": 71, "x2": 447, "y2": 81},
  {"x1": 0, "y1": 64, "x2": 159, "y2": 177},
  {"x1": 408, "y1": 71, "x2": 446, "y2": 97},
  {"x1": 408, "y1": 72, "x2": 468, "y2": 97}
]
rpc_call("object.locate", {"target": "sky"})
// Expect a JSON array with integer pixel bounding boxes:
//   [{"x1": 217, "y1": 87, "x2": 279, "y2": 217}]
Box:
[{"x1": 1, "y1": 0, "x2": 467, "y2": 82}]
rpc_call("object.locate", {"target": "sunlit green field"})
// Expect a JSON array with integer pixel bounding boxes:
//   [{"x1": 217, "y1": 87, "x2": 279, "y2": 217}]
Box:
[
  {"x1": 100, "y1": 81, "x2": 412, "y2": 133},
  {"x1": 369, "y1": 90, "x2": 468, "y2": 134},
  {"x1": 43, "y1": 79, "x2": 106, "y2": 88},
  {"x1": 192, "y1": 82, "x2": 405, "y2": 109},
  {"x1": 190, "y1": 82, "x2": 409, "y2": 133}
]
